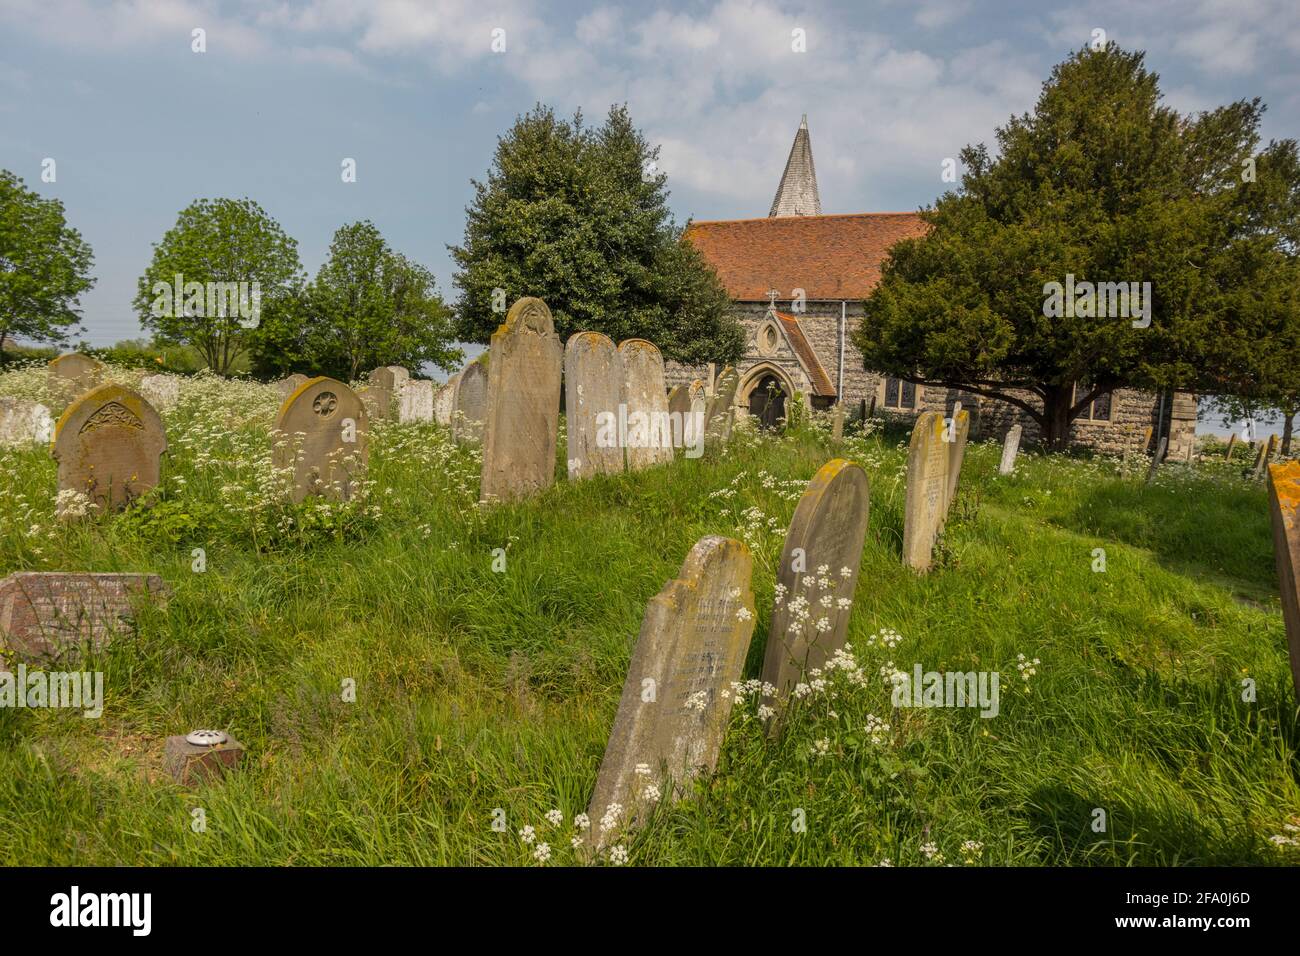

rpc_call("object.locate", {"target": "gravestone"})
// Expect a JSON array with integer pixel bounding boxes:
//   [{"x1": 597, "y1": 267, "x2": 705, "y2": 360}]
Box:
[
  {"x1": 1141, "y1": 425, "x2": 1154, "y2": 453},
  {"x1": 399, "y1": 379, "x2": 434, "y2": 423},
  {"x1": 1252, "y1": 439, "x2": 1270, "y2": 479},
  {"x1": 275, "y1": 373, "x2": 309, "y2": 399},
  {"x1": 565, "y1": 331, "x2": 624, "y2": 479},
  {"x1": 1266, "y1": 462, "x2": 1300, "y2": 701},
  {"x1": 704, "y1": 366, "x2": 739, "y2": 448},
  {"x1": 479, "y1": 298, "x2": 562, "y2": 503},
  {"x1": 452, "y1": 362, "x2": 488, "y2": 445},
  {"x1": 164, "y1": 732, "x2": 246, "y2": 786},
  {"x1": 0, "y1": 571, "x2": 168, "y2": 662},
  {"x1": 367, "y1": 366, "x2": 410, "y2": 421},
  {"x1": 433, "y1": 377, "x2": 457, "y2": 426},
  {"x1": 48, "y1": 353, "x2": 103, "y2": 405},
  {"x1": 1146, "y1": 435, "x2": 1168, "y2": 484},
  {"x1": 999, "y1": 423, "x2": 1022, "y2": 475},
  {"x1": 944, "y1": 406, "x2": 970, "y2": 513},
  {"x1": 902, "y1": 411, "x2": 949, "y2": 572},
  {"x1": 139, "y1": 374, "x2": 181, "y2": 411},
  {"x1": 51, "y1": 384, "x2": 167, "y2": 513},
  {"x1": 586, "y1": 535, "x2": 755, "y2": 848},
  {"x1": 1224, "y1": 433, "x2": 1237, "y2": 461},
  {"x1": 760, "y1": 459, "x2": 870, "y2": 704},
  {"x1": 619, "y1": 339, "x2": 674, "y2": 470},
  {"x1": 272, "y1": 376, "x2": 368, "y2": 503},
  {"x1": 831, "y1": 403, "x2": 845, "y2": 442},
  {"x1": 0, "y1": 397, "x2": 54, "y2": 447}
]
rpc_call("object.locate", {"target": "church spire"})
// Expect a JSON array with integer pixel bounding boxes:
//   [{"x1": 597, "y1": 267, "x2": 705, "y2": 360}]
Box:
[{"x1": 768, "y1": 114, "x2": 821, "y2": 217}]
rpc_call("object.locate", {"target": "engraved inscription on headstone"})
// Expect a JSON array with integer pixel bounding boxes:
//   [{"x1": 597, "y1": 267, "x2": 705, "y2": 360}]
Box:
[
  {"x1": 0, "y1": 572, "x2": 168, "y2": 662},
  {"x1": 51, "y1": 384, "x2": 167, "y2": 513}
]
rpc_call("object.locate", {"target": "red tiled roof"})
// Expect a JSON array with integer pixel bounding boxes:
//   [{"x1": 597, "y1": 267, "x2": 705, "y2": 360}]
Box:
[
  {"x1": 684, "y1": 212, "x2": 929, "y2": 301},
  {"x1": 774, "y1": 312, "x2": 836, "y2": 397}
]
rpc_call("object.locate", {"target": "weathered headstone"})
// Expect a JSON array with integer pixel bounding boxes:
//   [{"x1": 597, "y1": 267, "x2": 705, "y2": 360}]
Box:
[
  {"x1": 433, "y1": 377, "x2": 457, "y2": 427},
  {"x1": 1253, "y1": 440, "x2": 1269, "y2": 479},
  {"x1": 1146, "y1": 435, "x2": 1169, "y2": 484},
  {"x1": 565, "y1": 331, "x2": 624, "y2": 479},
  {"x1": 139, "y1": 374, "x2": 181, "y2": 411},
  {"x1": 586, "y1": 535, "x2": 755, "y2": 847},
  {"x1": 398, "y1": 379, "x2": 434, "y2": 423},
  {"x1": 366, "y1": 366, "x2": 410, "y2": 421},
  {"x1": 452, "y1": 362, "x2": 488, "y2": 445},
  {"x1": 1224, "y1": 432, "x2": 1237, "y2": 461},
  {"x1": 704, "y1": 366, "x2": 739, "y2": 448},
  {"x1": 48, "y1": 353, "x2": 103, "y2": 405},
  {"x1": 1267, "y1": 462, "x2": 1300, "y2": 702},
  {"x1": 0, "y1": 572, "x2": 168, "y2": 661},
  {"x1": 619, "y1": 339, "x2": 674, "y2": 470},
  {"x1": 275, "y1": 373, "x2": 309, "y2": 399},
  {"x1": 0, "y1": 397, "x2": 54, "y2": 447},
  {"x1": 999, "y1": 423, "x2": 1022, "y2": 475},
  {"x1": 51, "y1": 384, "x2": 167, "y2": 513},
  {"x1": 1141, "y1": 424, "x2": 1154, "y2": 453},
  {"x1": 902, "y1": 411, "x2": 949, "y2": 572},
  {"x1": 830, "y1": 403, "x2": 845, "y2": 442},
  {"x1": 479, "y1": 298, "x2": 562, "y2": 503},
  {"x1": 272, "y1": 376, "x2": 368, "y2": 503},
  {"x1": 760, "y1": 459, "x2": 870, "y2": 704},
  {"x1": 944, "y1": 405, "x2": 970, "y2": 513}
]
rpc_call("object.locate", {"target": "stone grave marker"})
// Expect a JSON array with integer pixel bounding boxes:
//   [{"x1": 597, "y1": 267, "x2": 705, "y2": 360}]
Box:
[
  {"x1": 433, "y1": 377, "x2": 457, "y2": 426},
  {"x1": 0, "y1": 571, "x2": 168, "y2": 662},
  {"x1": 999, "y1": 423, "x2": 1022, "y2": 475},
  {"x1": 831, "y1": 403, "x2": 845, "y2": 442},
  {"x1": 1146, "y1": 435, "x2": 1169, "y2": 484},
  {"x1": 1224, "y1": 433, "x2": 1237, "y2": 461},
  {"x1": 52, "y1": 384, "x2": 167, "y2": 513},
  {"x1": 760, "y1": 459, "x2": 870, "y2": 705},
  {"x1": 565, "y1": 331, "x2": 624, "y2": 479},
  {"x1": 944, "y1": 405, "x2": 970, "y2": 514},
  {"x1": 1266, "y1": 462, "x2": 1300, "y2": 701},
  {"x1": 479, "y1": 298, "x2": 562, "y2": 503},
  {"x1": 667, "y1": 382, "x2": 705, "y2": 458},
  {"x1": 139, "y1": 374, "x2": 181, "y2": 411},
  {"x1": 1141, "y1": 425, "x2": 1154, "y2": 453},
  {"x1": 275, "y1": 373, "x2": 309, "y2": 399},
  {"x1": 902, "y1": 411, "x2": 949, "y2": 572},
  {"x1": 452, "y1": 362, "x2": 488, "y2": 444},
  {"x1": 164, "y1": 731, "x2": 246, "y2": 786},
  {"x1": 0, "y1": 397, "x2": 54, "y2": 447},
  {"x1": 619, "y1": 339, "x2": 674, "y2": 470},
  {"x1": 586, "y1": 535, "x2": 755, "y2": 848},
  {"x1": 272, "y1": 376, "x2": 368, "y2": 503},
  {"x1": 48, "y1": 353, "x2": 103, "y2": 405},
  {"x1": 366, "y1": 366, "x2": 410, "y2": 421},
  {"x1": 399, "y1": 379, "x2": 434, "y2": 423},
  {"x1": 704, "y1": 366, "x2": 739, "y2": 448}
]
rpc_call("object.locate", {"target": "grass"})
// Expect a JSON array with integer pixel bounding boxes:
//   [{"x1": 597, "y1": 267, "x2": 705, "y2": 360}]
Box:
[{"x1": 0, "y1": 364, "x2": 1297, "y2": 866}]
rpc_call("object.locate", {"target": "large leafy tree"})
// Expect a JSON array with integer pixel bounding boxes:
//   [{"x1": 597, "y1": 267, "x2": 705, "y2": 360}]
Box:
[
  {"x1": 257, "y1": 221, "x2": 461, "y2": 382},
  {"x1": 854, "y1": 44, "x2": 1284, "y2": 448},
  {"x1": 134, "y1": 198, "x2": 303, "y2": 375},
  {"x1": 0, "y1": 170, "x2": 95, "y2": 357},
  {"x1": 451, "y1": 104, "x2": 740, "y2": 364}
]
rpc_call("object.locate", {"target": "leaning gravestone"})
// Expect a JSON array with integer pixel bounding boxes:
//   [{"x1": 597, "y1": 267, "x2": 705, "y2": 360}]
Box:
[
  {"x1": 48, "y1": 353, "x2": 104, "y2": 406},
  {"x1": 479, "y1": 298, "x2": 562, "y2": 503},
  {"x1": 433, "y1": 377, "x2": 457, "y2": 427},
  {"x1": 452, "y1": 362, "x2": 488, "y2": 445},
  {"x1": 704, "y1": 366, "x2": 739, "y2": 449},
  {"x1": 1266, "y1": 462, "x2": 1300, "y2": 701},
  {"x1": 52, "y1": 384, "x2": 167, "y2": 513},
  {"x1": 399, "y1": 379, "x2": 434, "y2": 423},
  {"x1": 619, "y1": 339, "x2": 674, "y2": 470},
  {"x1": 944, "y1": 406, "x2": 971, "y2": 516},
  {"x1": 902, "y1": 411, "x2": 949, "y2": 572},
  {"x1": 999, "y1": 423, "x2": 1022, "y2": 475},
  {"x1": 1224, "y1": 433, "x2": 1238, "y2": 461},
  {"x1": 0, "y1": 397, "x2": 54, "y2": 447},
  {"x1": 565, "y1": 331, "x2": 624, "y2": 479},
  {"x1": 0, "y1": 571, "x2": 168, "y2": 662},
  {"x1": 1146, "y1": 435, "x2": 1169, "y2": 484},
  {"x1": 275, "y1": 373, "x2": 309, "y2": 399},
  {"x1": 1252, "y1": 440, "x2": 1269, "y2": 479},
  {"x1": 760, "y1": 459, "x2": 870, "y2": 704},
  {"x1": 272, "y1": 377, "x2": 368, "y2": 503},
  {"x1": 586, "y1": 535, "x2": 755, "y2": 848},
  {"x1": 139, "y1": 374, "x2": 181, "y2": 411}
]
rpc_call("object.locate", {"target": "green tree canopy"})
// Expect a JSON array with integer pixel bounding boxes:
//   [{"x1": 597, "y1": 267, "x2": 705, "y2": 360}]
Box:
[
  {"x1": 854, "y1": 44, "x2": 1286, "y2": 448},
  {"x1": 0, "y1": 170, "x2": 95, "y2": 356},
  {"x1": 451, "y1": 104, "x2": 740, "y2": 364},
  {"x1": 255, "y1": 220, "x2": 461, "y2": 382},
  {"x1": 134, "y1": 197, "x2": 303, "y2": 375}
]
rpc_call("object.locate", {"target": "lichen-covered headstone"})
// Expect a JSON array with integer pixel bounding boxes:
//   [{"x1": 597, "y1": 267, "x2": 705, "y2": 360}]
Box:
[
  {"x1": 902, "y1": 411, "x2": 949, "y2": 572},
  {"x1": 1148, "y1": 435, "x2": 1169, "y2": 484},
  {"x1": 1267, "y1": 462, "x2": 1300, "y2": 701},
  {"x1": 48, "y1": 353, "x2": 104, "y2": 405},
  {"x1": 704, "y1": 366, "x2": 739, "y2": 449},
  {"x1": 760, "y1": 459, "x2": 870, "y2": 703},
  {"x1": 944, "y1": 406, "x2": 970, "y2": 514},
  {"x1": 479, "y1": 298, "x2": 562, "y2": 503},
  {"x1": 0, "y1": 397, "x2": 54, "y2": 447},
  {"x1": 564, "y1": 331, "x2": 624, "y2": 479},
  {"x1": 619, "y1": 339, "x2": 673, "y2": 470},
  {"x1": 399, "y1": 379, "x2": 434, "y2": 423},
  {"x1": 139, "y1": 374, "x2": 181, "y2": 411},
  {"x1": 999, "y1": 423, "x2": 1022, "y2": 475},
  {"x1": 433, "y1": 377, "x2": 457, "y2": 427},
  {"x1": 275, "y1": 373, "x2": 309, "y2": 399},
  {"x1": 273, "y1": 376, "x2": 368, "y2": 503},
  {"x1": 586, "y1": 535, "x2": 755, "y2": 848},
  {"x1": 0, "y1": 571, "x2": 168, "y2": 662},
  {"x1": 452, "y1": 362, "x2": 488, "y2": 445},
  {"x1": 51, "y1": 384, "x2": 166, "y2": 513}
]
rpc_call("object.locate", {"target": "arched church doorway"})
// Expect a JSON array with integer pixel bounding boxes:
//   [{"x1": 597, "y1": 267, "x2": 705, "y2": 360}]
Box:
[{"x1": 748, "y1": 374, "x2": 788, "y2": 430}]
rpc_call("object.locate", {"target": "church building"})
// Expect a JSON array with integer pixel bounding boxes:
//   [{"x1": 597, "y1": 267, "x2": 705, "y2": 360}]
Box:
[{"x1": 672, "y1": 116, "x2": 1197, "y2": 458}]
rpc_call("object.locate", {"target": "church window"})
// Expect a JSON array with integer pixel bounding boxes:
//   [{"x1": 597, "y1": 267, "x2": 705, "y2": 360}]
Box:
[
  {"x1": 884, "y1": 377, "x2": 917, "y2": 410},
  {"x1": 1073, "y1": 382, "x2": 1113, "y2": 422}
]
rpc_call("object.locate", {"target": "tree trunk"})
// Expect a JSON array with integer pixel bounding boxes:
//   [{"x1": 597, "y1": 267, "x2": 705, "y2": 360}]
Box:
[
  {"x1": 1041, "y1": 385, "x2": 1073, "y2": 451},
  {"x1": 1284, "y1": 409, "x2": 1295, "y2": 456}
]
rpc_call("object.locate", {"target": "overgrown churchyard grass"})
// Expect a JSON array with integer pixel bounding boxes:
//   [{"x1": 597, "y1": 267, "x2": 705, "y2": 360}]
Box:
[{"x1": 0, "y1": 365, "x2": 1297, "y2": 865}]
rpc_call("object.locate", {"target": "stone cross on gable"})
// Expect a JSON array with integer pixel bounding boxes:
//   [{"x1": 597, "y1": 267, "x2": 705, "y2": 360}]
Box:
[{"x1": 767, "y1": 289, "x2": 779, "y2": 309}]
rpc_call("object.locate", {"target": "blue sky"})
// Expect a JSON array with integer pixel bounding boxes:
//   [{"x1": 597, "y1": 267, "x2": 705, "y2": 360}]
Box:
[{"x1": 2, "y1": 0, "x2": 1298, "y2": 355}]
